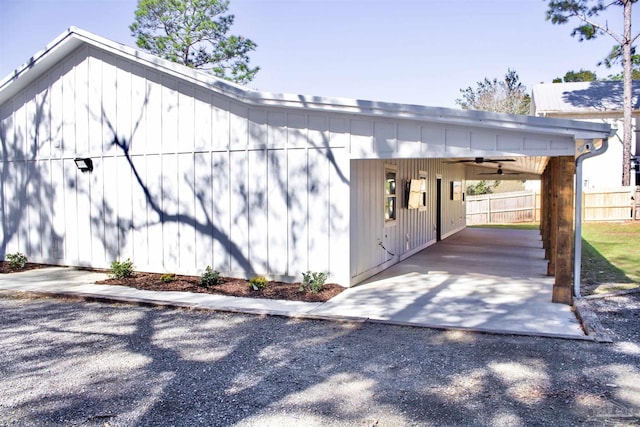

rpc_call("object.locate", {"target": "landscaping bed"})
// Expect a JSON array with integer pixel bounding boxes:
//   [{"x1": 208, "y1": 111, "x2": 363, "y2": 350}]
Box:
[
  {"x1": 1, "y1": 256, "x2": 344, "y2": 303},
  {"x1": 0, "y1": 261, "x2": 48, "y2": 274},
  {"x1": 96, "y1": 272, "x2": 344, "y2": 303}
]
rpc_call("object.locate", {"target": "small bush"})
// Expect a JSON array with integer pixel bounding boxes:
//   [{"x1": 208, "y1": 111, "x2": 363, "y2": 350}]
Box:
[
  {"x1": 299, "y1": 271, "x2": 329, "y2": 294},
  {"x1": 6, "y1": 252, "x2": 28, "y2": 270},
  {"x1": 249, "y1": 276, "x2": 268, "y2": 291},
  {"x1": 160, "y1": 273, "x2": 177, "y2": 283},
  {"x1": 110, "y1": 259, "x2": 134, "y2": 279},
  {"x1": 200, "y1": 266, "x2": 221, "y2": 287}
]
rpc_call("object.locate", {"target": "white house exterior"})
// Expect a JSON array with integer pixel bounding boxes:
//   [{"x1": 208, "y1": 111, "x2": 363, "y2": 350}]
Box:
[
  {"x1": 0, "y1": 28, "x2": 612, "y2": 287},
  {"x1": 531, "y1": 81, "x2": 639, "y2": 189}
]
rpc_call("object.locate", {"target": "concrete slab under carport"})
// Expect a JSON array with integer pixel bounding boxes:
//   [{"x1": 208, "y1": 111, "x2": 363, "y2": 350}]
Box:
[{"x1": 310, "y1": 227, "x2": 587, "y2": 339}]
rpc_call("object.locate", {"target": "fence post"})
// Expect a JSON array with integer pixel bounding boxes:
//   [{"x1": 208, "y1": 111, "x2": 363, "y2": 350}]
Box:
[{"x1": 487, "y1": 194, "x2": 492, "y2": 224}]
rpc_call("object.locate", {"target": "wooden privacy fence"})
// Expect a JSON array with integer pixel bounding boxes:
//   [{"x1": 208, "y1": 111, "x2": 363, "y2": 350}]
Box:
[
  {"x1": 466, "y1": 187, "x2": 640, "y2": 225},
  {"x1": 582, "y1": 187, "x2": 638, "y2": 221},
  {"x1": 466, "y1": 191, "x2": 540, "y2": 225}
]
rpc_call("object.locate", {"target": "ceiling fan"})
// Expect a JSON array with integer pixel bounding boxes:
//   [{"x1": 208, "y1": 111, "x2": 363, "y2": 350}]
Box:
[
  {"x1": 445, "y1": 157, "x2": 516, "y2": 164},
  {"x1": 478, "y1": 165, "x2": 521, "y2": 176}
]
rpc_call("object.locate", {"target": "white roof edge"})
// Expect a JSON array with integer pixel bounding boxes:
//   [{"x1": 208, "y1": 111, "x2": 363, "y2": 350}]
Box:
[
  {"x1": 0, "y1": 26, "x2": 75, "y2": 91},
  {"x1": 1, "y1": 27, "x2": 613, "y2": 140}
]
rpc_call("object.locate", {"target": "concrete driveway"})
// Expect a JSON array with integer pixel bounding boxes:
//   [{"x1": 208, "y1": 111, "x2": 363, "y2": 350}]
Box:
[{"x1": 311, "y1": 227, "x2": 585, "y2": 338}]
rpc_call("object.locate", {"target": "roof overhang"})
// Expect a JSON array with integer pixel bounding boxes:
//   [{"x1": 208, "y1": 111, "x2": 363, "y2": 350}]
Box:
[{"x1": 0, "y1": 27, "x2": 615, "y2": 176}]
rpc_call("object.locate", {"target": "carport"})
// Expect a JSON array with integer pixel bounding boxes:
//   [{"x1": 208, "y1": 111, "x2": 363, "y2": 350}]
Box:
[
  {"x1": 348, "y1": 108, "x2": 613, "y2": 307},
  {"x1": 458, "y1": 144, "x2": 610, "y2": 305},
  {"x1": 312, "y1": 227, "x2": 587, "y2": 338},
  {"x1": 0, "y1": 27, "x2": 615, "y2": 305}
]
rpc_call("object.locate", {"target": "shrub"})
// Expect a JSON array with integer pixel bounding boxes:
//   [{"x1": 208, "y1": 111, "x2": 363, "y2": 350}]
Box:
[
  {"x1": 160, "y1": 273, "x2": 177, "y2": 283},
  {"x1": 299, "y1": 271, "x2": 329, "y2": 294},
  {"x1": 200, "y1": 266, "x2": 221, "y2": 287},
  {"x1": 109, "y1": 259, "x2": 134, "y2": 279},
  {"x1": 249, "y1": 276, "x2": 268, "y2": 291},
  {"x1": 6, "y1": 252, "x2": 27, "y2": 270}
]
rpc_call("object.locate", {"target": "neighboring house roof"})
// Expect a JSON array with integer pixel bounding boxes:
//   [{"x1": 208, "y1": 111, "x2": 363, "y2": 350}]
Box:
[{"x1": 531, "y1": 81, "x2": 640, "y2": 115}]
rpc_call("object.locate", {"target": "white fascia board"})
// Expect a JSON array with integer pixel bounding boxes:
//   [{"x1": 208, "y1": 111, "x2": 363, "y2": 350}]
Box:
[
  {"x1": 246, "y1": 92, "x2": 613, "y2": 140},
  {"x1": 0, "y1": 27, "x2": 613, "y2": 143},
  {"x1": 0, "y1": 28, "x2": 84, "y2": 103},
  {"x1": 0, "y1": 26, "x2": 249, "y2": 105}
]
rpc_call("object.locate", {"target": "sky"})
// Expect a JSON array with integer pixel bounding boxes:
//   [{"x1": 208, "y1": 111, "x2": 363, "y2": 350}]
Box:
[{"x1": 0, "y1": 0, "x2": 637, "y2": 108}]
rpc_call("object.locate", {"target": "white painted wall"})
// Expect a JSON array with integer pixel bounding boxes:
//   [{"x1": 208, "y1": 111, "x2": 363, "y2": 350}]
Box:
[
  {"x1": 350, "y1": 158, "x2": 466, "y2": 285},
  {"x1": 531, "y1": 114, "x2": 637, "y2": 189},
  {"x1": 3, "y1": 34, "x2": 598, "y2": 288},
  {"x1": 578, "y1": 117, "x2": 636, "y2": 189},
  {"x1": 0, "y1": 45, "x2": 350, "y2": 285}
]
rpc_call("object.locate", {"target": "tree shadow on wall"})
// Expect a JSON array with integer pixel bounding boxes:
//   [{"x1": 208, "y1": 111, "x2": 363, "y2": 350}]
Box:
[
  {"x1": 101, "y1": 111, "x2": 256, "y2": 276},
  {"x1": 0, "y1": 89, "x2": 62, "y2": 260},
  {"x1": 98, "y1": 86, "x2": 350, "y2": 278}
]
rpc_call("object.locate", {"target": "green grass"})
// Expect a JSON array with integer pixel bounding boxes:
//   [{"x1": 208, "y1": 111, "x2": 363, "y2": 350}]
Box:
[
  {"x1": 472, "y1": 222, "x2": 640, "y2": 293},
  {"x1": 581, "y1": 222, "x2": 640, "y2": 292}
]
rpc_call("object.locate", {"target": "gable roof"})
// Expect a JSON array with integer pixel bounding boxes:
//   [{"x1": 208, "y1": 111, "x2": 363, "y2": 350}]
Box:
[
  {"x1": 1, "y1": 27, "x2": 613, "y2": 143},
  {"x1": 531, "y1": 81, "x2": 640, "y2": 115}
]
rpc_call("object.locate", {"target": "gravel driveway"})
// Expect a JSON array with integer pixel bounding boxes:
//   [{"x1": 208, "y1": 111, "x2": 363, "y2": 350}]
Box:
[{"x1": 1, "y1": 291, "x2": 639, "y2": 426}]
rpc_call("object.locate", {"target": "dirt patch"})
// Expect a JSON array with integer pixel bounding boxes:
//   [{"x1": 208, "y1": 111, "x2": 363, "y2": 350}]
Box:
[
  {"x1": 0, "y1": 261, "x2": 49, "y2": 274},
  {"x1": 584, "y1": 282, "x2": 639, "y2": 296},
  {"x1": 96, "y1": 272, "x2": 344, "y2": 303}
]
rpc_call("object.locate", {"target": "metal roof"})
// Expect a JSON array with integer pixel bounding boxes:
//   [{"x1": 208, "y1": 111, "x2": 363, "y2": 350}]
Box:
[
  {"x1": 1, "y1": 27, "x2": 614, "y2": 143},
  {"x1": 531, "y1": 81, "x2": 640, "y2": 115}
]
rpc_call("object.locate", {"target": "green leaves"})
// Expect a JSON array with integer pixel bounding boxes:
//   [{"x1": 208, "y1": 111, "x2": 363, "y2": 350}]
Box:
[
  {"x1": 130, "y1": 0, "x2": 259, "y2": 84},
  {"x1": 299, "y1": 271, "x2": 329, "y2": 294},
  {"x1": 6, "y1": 252, "x2": 27, "y2": 270},
  {"x1": 571, "y1": 23, "x2": 599, "y2": 41},
  {"x1": 545, "y1": 0, "x2": 629, "y2": 42},
  {"x1": 553, "y1": 69, "x2": 598, "y2": 82},
  {"x1": 249, "y1": 276, "x2": 268, "y2": 291},
  {"x1": 109, "y1": 259, "x2": 135, "y2": 279},
  {"x1": 466, "y1": 180, "x2": 499, "y2": 196},
  {"x1": 200, "y1": 266, "x2": 221, "y2": 287}
]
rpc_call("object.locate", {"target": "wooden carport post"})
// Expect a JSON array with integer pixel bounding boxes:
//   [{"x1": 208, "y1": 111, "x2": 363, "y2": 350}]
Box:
[
  {"x1": 540, "y1": 162, "x2": 550, "y2": 260},
  {"x1": 552, "y1": 156, "x2": 575, "y2": 304},
  {"x1": 545, "y1": 158, "x2": 558, "y2": 276}
]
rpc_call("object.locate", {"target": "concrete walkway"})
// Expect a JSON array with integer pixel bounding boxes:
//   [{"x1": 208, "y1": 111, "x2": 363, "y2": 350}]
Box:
[
  {"x1": 0, "y1": 228, "x2": 589, "y2": 340},
  {"x1": 315, "y1": 228, "x2": 586, "y2": 338}
]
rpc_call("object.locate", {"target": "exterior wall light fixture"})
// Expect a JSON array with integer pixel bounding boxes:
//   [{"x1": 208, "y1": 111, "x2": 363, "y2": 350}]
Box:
[{"x1": 74, "y1": 157, "x2": 93, "y2": 173}]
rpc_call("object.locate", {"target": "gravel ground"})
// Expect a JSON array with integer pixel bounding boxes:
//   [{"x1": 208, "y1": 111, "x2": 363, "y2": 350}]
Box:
[{"x1": 0, "y1": 291, "x2": 639, "y2": 427}]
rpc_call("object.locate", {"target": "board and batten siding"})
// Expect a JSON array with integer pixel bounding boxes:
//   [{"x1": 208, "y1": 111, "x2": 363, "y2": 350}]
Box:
[
  {"x1": 342, "y1": 111, "x2": 569, "y2": 284},
  {"x1": 350, "y1": 158, "x2": 466, "y2": 285},
  {"x1": 0, "y1": 45, "x2": 351, "y2": 285},
  {"x1": 4, "y1": 31, "x2": 593, "y2": 288}
]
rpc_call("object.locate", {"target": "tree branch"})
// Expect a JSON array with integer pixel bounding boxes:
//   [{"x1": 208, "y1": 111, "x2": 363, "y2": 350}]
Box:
[{"x1": 575, "y1": 13, "x2": 624, "y2": 44}]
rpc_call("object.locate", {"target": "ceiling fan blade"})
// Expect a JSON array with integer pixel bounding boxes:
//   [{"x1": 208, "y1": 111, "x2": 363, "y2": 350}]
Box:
[
  {"x1": 477, "y1": 171, "x2": 521, "y2": 176},
  {"x1": 483, "y1": 159, "x2": 517, "y2": 163},
  {"x1": 445, "y1": 157, "x2": 517, "y2": 164}
]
